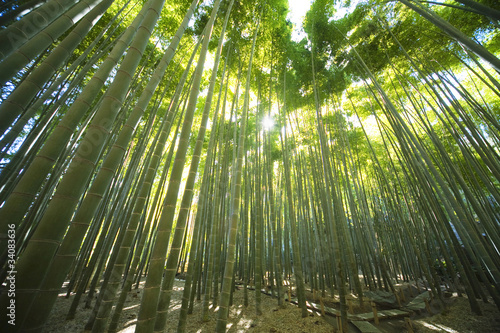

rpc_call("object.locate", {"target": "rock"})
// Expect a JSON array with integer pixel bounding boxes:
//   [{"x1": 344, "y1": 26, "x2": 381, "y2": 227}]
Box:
[{"x1": 364, "y1": 290, "x2": 398, "y2": 308}]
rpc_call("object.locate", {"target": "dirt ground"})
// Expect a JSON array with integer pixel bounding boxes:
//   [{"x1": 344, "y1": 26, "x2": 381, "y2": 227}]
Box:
[
  {"x1": 42, "y1": 280, "x2": 500, "y2": 332},
  {"x1": 410, "y1": 296, "x2": 500, "y2": 333},
  {"x1": 371, "y1": 294, "x2": 500, "y2": 333}
]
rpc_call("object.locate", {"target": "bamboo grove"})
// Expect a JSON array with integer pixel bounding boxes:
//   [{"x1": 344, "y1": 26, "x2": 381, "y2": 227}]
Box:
[{"x1": 0, "y1": 0, "x2": 499, "y2": 332}]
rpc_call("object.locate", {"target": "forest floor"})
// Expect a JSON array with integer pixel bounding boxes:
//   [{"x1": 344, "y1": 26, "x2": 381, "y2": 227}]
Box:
[{"x1": 42, "y1": 279, "x2": 500, "y2": 332}]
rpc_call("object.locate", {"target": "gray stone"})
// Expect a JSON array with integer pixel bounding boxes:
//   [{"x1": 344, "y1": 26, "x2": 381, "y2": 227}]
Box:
[
  {"x1": 352, "y1": 321, "x2": 383, "y2": 332},
  {"x1": 364, "y1": 290, "x2": 398, "y2": 308}
]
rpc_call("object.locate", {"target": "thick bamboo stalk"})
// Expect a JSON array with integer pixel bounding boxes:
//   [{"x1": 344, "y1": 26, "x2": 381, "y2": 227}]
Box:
[
  {"x1": 0, "y1": 0, "x2": 78, "y2": 60},
  {"x1": 215, "y1": 14, "x2": 261, "y2": 332},
  {"x1": 0, "y1": 0, "x2": 151, "y2": 248},
  {"x1": 398, "y1": 0, "x2": 500, "y2": 72}
]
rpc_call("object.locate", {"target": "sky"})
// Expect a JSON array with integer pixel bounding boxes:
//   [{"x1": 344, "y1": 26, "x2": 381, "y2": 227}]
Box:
[
  {"x1": 287, "y1": 1, "x2": 361, "y2": 41},
  {"x1": 287, "y1": 0, "x2": 312, "y2": 42}
]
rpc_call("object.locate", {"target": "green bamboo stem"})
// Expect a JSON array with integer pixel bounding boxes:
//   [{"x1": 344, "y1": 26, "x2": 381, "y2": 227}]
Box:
[
  {"x1": 133, "y1": 3, "x2": 225, "y2": 332},
  {"x1": 398, "y1": 0, "x2": 500, "y2": 72},
  {"x1": 215, "y1": 14, "x2": 261, "y2": 332},
  {"x1": 279, "y1": 74, "x2": 308, "y2": 318},
  {"x1": 0, "y1": 0, "x2": 78, "y2": 60},
  {"x1": 0, "y1": 0, "x2": 103, "y2": 87},
  {"x1": 0, "y1": 0, "x2": 166, "y2": 330},
  {"x1": 152, "y1": 2, "x2": 230, "y2": 331},
  {"x1": 0, "y1": 0, "x2": 127, "y2": 151},
  {"x1": 0, "y1": 0, "x2": 151, "y2": 249}
]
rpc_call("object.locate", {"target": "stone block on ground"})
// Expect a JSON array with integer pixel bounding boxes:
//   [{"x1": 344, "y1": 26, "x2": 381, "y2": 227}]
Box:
[{"x1": 364, "y1": 290, "x2": 398, "y2": 308}]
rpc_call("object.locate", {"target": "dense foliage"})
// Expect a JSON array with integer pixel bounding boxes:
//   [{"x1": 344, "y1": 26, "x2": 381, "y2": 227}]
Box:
[{"x1": 0, "y1": 0, "x2": 499, "y2": 332}]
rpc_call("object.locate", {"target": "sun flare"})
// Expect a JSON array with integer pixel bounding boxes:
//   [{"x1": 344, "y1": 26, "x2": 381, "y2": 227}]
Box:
[{"x1": 262, "y1": 115, "x2": 275, "y2": 131}]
